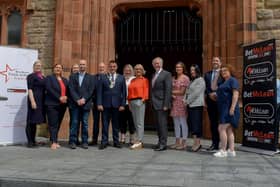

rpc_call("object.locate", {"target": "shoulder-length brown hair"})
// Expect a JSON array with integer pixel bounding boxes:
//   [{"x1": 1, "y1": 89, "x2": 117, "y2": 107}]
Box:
[{"x1": 220, "y1": 64, "x2": 236, "y2": 77}]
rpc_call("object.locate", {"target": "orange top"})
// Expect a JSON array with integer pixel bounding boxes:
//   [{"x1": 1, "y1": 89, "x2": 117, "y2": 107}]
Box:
[{"x1": 128, "y1": 77, "x2": 149, "y2": 101}]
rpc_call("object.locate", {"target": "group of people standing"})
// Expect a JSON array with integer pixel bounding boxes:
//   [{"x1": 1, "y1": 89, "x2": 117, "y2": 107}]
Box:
[{"x1": 26, "y1": 56, "x2": 240, "y2": 157}]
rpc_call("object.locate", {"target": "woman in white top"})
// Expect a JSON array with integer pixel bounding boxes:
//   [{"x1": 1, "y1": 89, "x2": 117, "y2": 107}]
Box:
[
  {"x1": 120, "y1": 64, "x2": 135, "y2": 144},
  {"x1": 184, "y1": 64, "x2": 206, "y2": 152}
]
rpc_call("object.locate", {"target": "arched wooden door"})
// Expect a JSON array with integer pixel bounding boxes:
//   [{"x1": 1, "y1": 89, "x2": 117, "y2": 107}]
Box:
[{"x1": 115, "y1": 7, "x2": 202, "y2": 129}]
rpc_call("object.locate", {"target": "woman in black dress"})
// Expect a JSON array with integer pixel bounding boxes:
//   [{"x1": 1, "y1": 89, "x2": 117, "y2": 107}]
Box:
[{"x1": 26, "y1": 60, "x2": 46, "y2": 148}]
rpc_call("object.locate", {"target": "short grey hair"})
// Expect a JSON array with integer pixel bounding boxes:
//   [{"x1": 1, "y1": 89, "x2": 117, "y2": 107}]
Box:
[{"x1": 152, "y1": 57, "x2": 163, "y2": 67}]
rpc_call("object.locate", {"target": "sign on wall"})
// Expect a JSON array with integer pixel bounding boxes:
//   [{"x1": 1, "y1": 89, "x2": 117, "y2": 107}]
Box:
[
  {"x1": 0, "y1": 46, "x2": 38, "y2": 144},
  {"x1": 242, "y1": 39, "x2": 278, "y2": 151}
]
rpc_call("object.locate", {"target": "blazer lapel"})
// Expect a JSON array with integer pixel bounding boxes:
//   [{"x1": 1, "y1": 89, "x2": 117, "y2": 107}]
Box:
[{"x1": 52, "y1": 75, "x2": 60, "y2": 91}]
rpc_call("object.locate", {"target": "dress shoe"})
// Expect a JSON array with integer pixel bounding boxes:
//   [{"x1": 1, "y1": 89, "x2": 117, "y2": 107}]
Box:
[
  {"x1": 113, "y1": 142, "x2": 122, "y2": 148},
  {"x1": 99, "y1": 144, "x2": 107, "y2": 150},
  {"x1": 154, "y1": 145, "x2": 167, "y2": 151},
  {"x1": 207, "y1": 145, "x2": 219, "y2": 151},
  {"x1": 26, "y1": 143, "x2": 33, "y2": 148},
  {"x1": 81, "y1": 143, "x2": 88, "y2": 149},
  {"x1": 69, "y1": 143, "x2": 76, "y2": 149},
  {"x1": 89, "y1": 140, "x2": 97, "y2": 146},
  {"x1": 32, "y1": 142, "x2": 39, "y2": 147},
  {"x1": 152, "y1": 144, "x2": 160, "y2": 150}
]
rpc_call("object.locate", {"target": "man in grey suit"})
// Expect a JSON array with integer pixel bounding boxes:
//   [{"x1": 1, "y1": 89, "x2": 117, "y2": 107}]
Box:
[{"x1": 151, "y1": 57, "x2": 172, "y2": 151}]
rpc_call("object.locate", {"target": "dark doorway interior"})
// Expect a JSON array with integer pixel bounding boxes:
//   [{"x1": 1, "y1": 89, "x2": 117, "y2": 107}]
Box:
[{"x1": 115, "y1": 7, "x2": 202, "y2": 128}]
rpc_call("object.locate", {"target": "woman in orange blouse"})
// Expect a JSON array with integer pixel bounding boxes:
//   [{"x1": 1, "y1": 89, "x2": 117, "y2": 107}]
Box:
[{"x1": 128, "y1": 64, "x2": 149, "y2": 149}]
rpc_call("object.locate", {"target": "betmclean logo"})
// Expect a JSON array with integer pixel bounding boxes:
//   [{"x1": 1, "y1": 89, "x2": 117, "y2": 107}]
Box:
[
  {"x1": 243, "y1": 90, "x2": 274, "y2": 98},
  {"x1": 244, "y1": 103, "x2": 274, "y2": 119},
  {"x1": 245, "y1": 44, "x2": 274, "y2": 57},
  {"x1": 244, "y1": 61, "x2": 273, "y2": 79}
]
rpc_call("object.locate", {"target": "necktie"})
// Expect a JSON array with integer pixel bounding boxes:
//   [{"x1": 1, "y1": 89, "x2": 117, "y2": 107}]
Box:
[
  {"x1": 152, "y1": 71, "x2": 159, "y2": 87},
  {"x1": 211, "y1": 71, "x2": 218, "y2": 91},
  {"x1": 111, "y1": 73, "x2": 115, "y2": 82}
]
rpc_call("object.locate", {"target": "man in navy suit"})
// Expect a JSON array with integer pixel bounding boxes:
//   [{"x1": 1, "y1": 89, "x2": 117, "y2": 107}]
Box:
[
  {"x1": 97, "y1": 60, "x2": 126, "y2": 150},
  {"x1": 204, "y1": 57, "x2": 223, "y2": 151},
  {"x1": 68, "y1": 59, "x2": 95, "y2": 149}
]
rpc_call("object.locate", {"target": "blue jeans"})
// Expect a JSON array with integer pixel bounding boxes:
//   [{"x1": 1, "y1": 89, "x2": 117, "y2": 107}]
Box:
[{"x1": 69, "y1": 107, "x2": 90, "y2": 144}]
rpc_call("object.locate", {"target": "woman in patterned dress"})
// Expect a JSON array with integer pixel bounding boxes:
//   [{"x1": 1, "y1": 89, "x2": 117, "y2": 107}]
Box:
[{"x1": 170, "y1": 62, "x2": 190, "y2": 150}]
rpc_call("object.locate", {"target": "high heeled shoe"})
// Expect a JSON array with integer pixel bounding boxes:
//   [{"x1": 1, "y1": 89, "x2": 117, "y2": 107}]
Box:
[
  {"x1": 191, "y1": 145, "x2": 202, "y2": 152},
  {"x1": 176, "y1": 144, "x2": 187, "y2": 150}
]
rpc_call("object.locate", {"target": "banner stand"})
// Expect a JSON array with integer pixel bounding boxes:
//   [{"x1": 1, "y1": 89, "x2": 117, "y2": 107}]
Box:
[
  {"x1": 238, "y1": 145, "x2": 280, "y2": 156},
  {"x1": 0, "y1": 46, "x2": 38, "y2": 145},
  {"x1": 242, "y1": 39, "x2": 279, "y2": 152}
]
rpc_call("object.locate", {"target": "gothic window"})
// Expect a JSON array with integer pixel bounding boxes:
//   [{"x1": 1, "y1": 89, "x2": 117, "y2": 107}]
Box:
[
  {"x1": 7, "y1": 10, "x2": 22, "y2": 45},
  {"x1": 0, "y1": 1, "x2": 26, "y2": 46}
]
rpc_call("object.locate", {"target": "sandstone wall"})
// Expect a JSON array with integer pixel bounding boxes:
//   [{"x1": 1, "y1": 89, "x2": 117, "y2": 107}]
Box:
[
  {"x1": 25, "y1": 0, "x2": 56, "y2": 74},
  {"x1": 257, "y1": 0, "x2": 280, "y2": 74}
]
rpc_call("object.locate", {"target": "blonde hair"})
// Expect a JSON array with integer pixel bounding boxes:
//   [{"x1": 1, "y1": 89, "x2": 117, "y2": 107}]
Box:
[
  {"x1": 123, "y1": 64, "x2": 134, "y2": 76},
  {"x1": 134, "y1": 64, "x2": 146, "y2": 75}
]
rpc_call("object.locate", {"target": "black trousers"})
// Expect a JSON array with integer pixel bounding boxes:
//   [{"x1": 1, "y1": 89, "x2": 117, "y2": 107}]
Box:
[
  {"x1": 25, "y1": 123, "x2": 37, "y2": 144},
  {"x1": 153, "y1": 109, "x2": 168, "y2": 147},
  {"x1": 188, "y1": 106, "x2": 203, "y2": 138},
  {"x1": 277, "y1": 104, "x2": 280, "y2": 134},
  {"x1": 119, "y1": 105, "x2": 135, "y2": 134},
  {"x1": 46, "y1": 105, "x2": 67, "y2": 143},
  {"x1": 206, "y1": 97, "x2": 220, "y2": 148},
  {"x1": 92, "y1": 104, "x2": 102, "y2": 142}
]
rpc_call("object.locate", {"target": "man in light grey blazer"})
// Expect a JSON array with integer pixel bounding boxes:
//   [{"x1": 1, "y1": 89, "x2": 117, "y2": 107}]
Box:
[{"x1": 151, "y1": 57, "x2": 172, "y2": 151}]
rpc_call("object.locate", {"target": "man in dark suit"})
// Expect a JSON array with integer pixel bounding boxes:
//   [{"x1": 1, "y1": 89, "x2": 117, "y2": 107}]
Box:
[
  {"x1": 151, "y1": 57, "x2": 172, "y2": 151},
  {"x1": 68, "y1": 59, "x2": 94, "y2": 149},
  {"x1": 204, "y1": 56, "x2": 223, "y2": 151},
  {"x1": 90, "y1": 62, "x2": 106, "y2": 146},
  {"x1": 97, "y1": 60, "x2": 126, "y2": 150}
]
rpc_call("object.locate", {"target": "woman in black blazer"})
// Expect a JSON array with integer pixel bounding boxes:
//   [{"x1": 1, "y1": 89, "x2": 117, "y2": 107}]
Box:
[{"x1": 45, "y1": 64, "x2": 68, "y2": 150}]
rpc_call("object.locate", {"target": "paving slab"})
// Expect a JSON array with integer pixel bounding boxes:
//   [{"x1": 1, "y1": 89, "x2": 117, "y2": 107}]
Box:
[{"x1": 0, "y1": 134, "x2": 280, "y2": 187}]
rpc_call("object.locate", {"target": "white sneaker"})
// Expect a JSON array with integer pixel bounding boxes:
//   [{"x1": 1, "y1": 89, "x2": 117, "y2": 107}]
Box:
[
  {"x1": 213, "y1": 150, "x2": 227, "y2": 157},
  {"x1": 130, "y1": 142, "x2": 143, "y2": 149},
  {"x1": 227, "y1": 149, "x2": 236, "y2": 157}
]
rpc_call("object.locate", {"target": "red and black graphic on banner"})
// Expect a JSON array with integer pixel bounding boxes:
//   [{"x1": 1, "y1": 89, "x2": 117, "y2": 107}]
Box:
[{"x1": 242, "y1": 39, "x2": 278, "y2": 151}]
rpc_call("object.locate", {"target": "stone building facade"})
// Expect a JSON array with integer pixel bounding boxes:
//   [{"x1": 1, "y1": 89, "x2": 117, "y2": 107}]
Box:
[
  {"x1": 25, "y1": 0, "x2": 56, "y2": 73},
  {"x1": 2, "y1": 0, "x2": 279, "y2": 141},
  {"x1": 257, "y1": 0, "x2": 280, "y2": 73}
]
